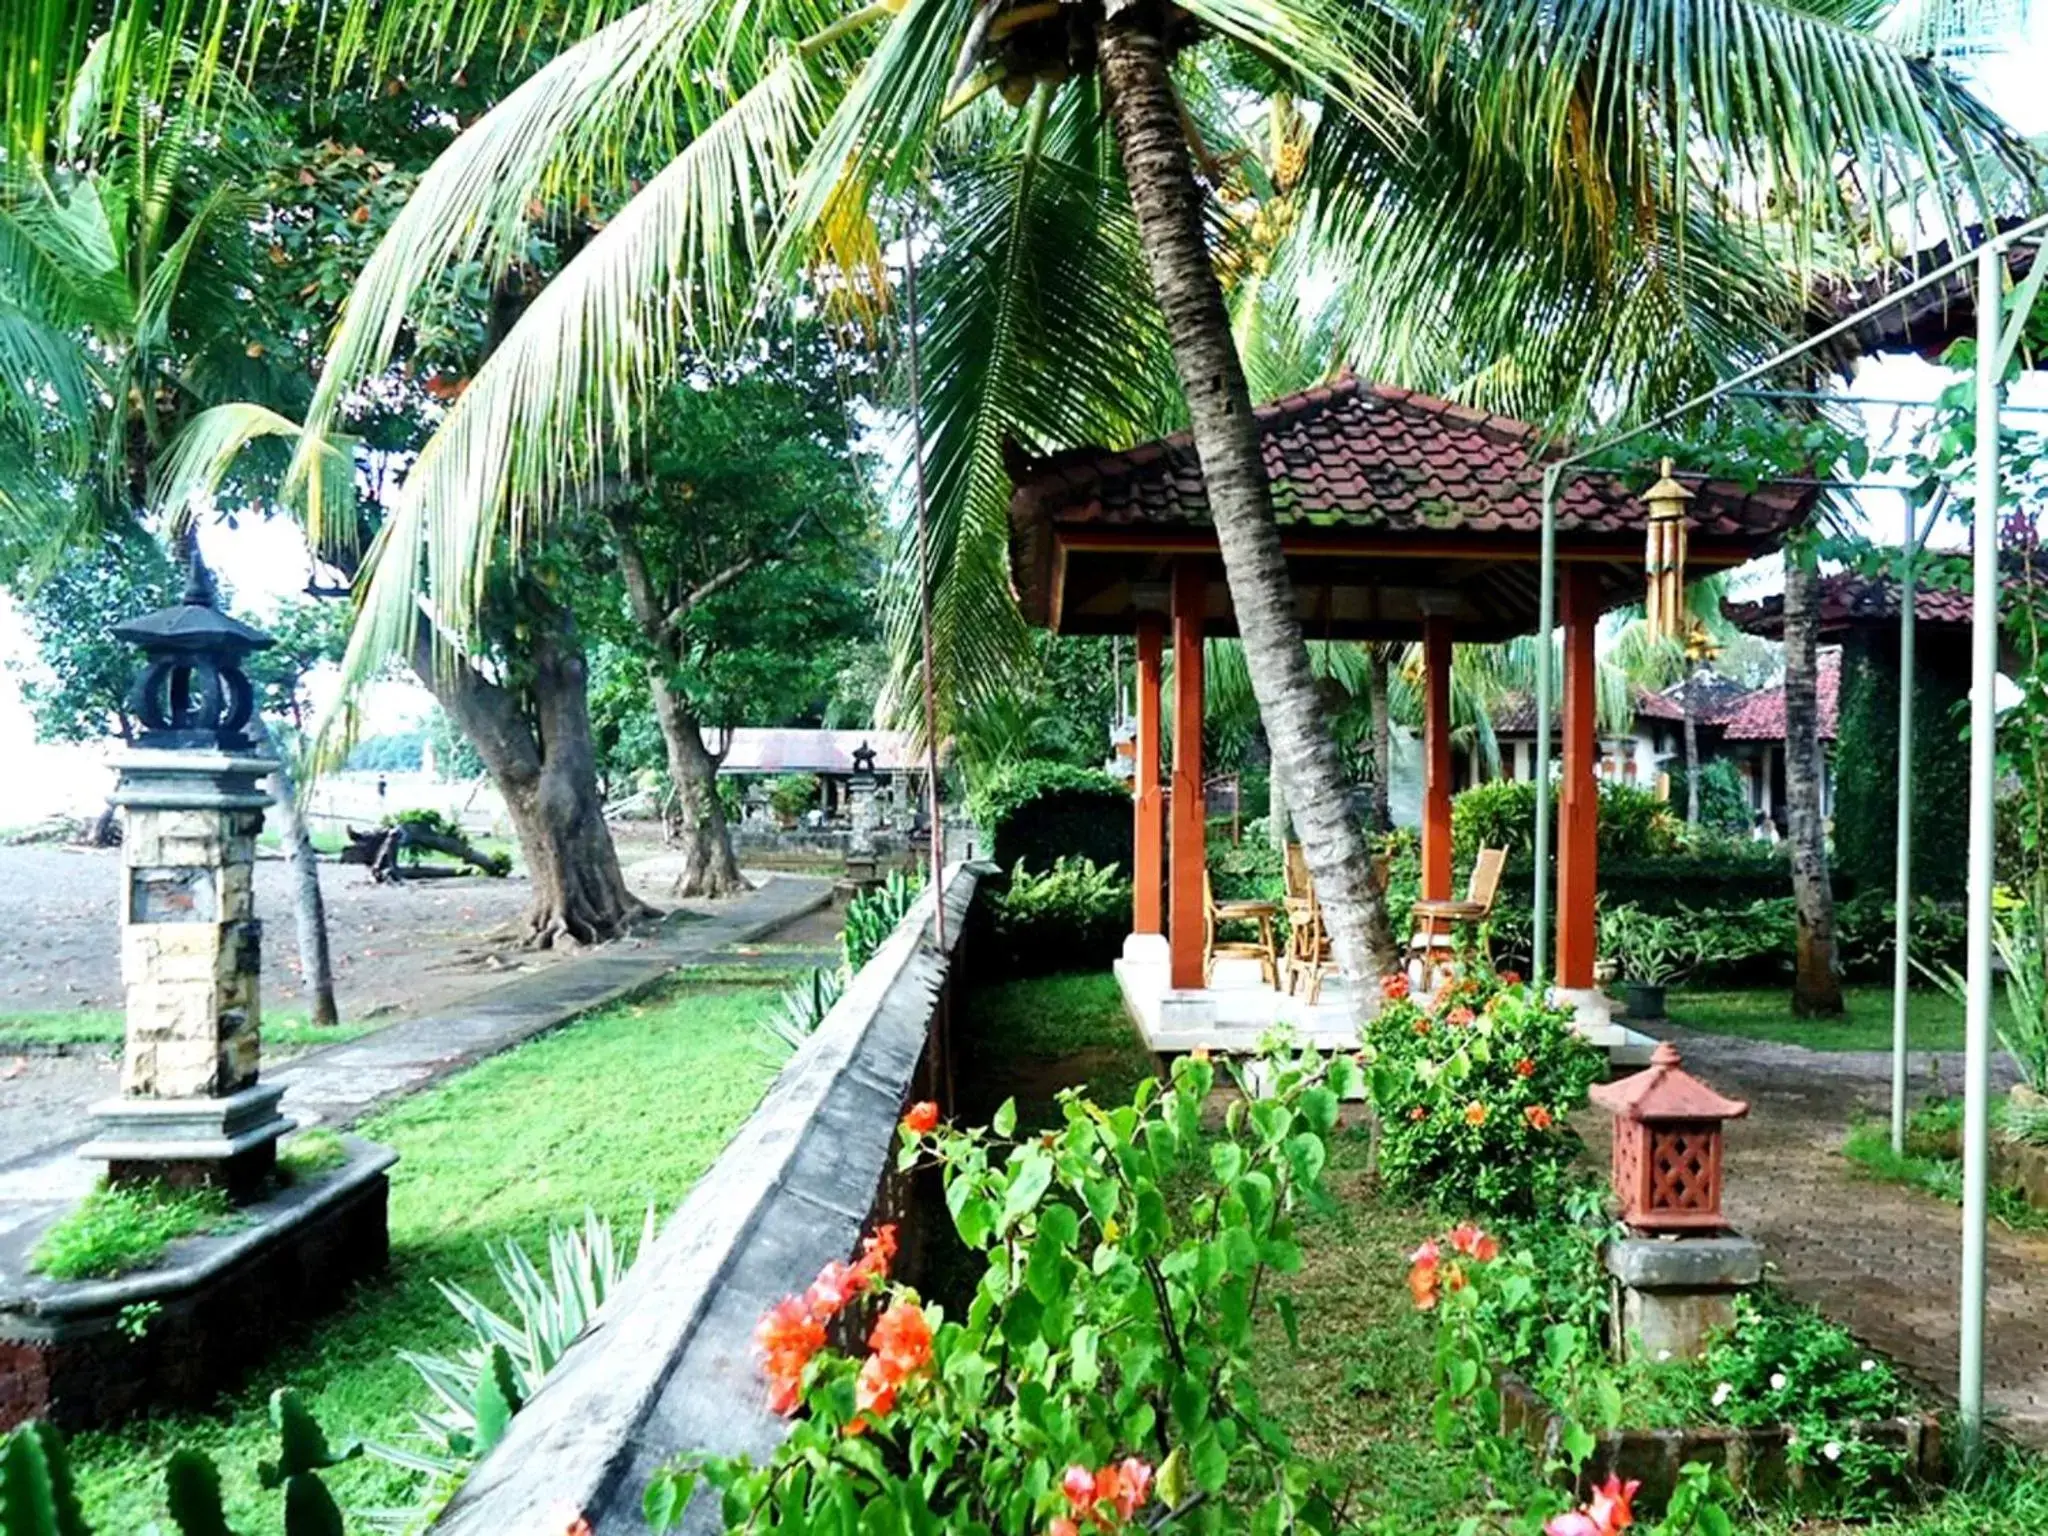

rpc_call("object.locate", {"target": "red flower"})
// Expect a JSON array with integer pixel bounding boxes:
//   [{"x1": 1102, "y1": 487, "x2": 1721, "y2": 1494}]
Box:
[
  {"x1": 1500, "y1": 970, "x2": 1524, "y2": 986},
  {"x1": 869, "y1": 1298, "x2": 933, "y2": 1378},
  {"x1": 1447, "y1": 1006, "x2": 1475, "y2": 1027},
  {"x1": 1100, "y1": 1458, "x2": 1154, "y2": 1521},
  {"x1": 1380, "y1": 972, "x2": 1410, "y2": 1000},
  {"x1": 1524, "y1": 1104, "x2": 1554, "y2": 1131},
  {"x1": 804, "y1": 1261, "x2": 859, "y2": 1318},
  {"x1": 1408, "y1": 1104, "x2": 1429, "y2": 1122},
  {"x1": 1463, "y1": 1101, "x2": 1489, "y2": 1127},
  {"x1": 1447, "y1": 1223, "x2": 1499, "y2": 1262},
  {"x1": 902, "y1": 1101, "x2": 940, "y2": 1135},
  {"x1": 1544, "y1": 1475, "x2": 1640, "y2": 1536},
  {"x1": 1514, "y1": 1057, "x2": 1536, "y2": 1078}
]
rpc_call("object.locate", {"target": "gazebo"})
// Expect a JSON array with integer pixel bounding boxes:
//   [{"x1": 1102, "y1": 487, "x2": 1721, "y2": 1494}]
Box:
[{"x1": 1007, "y1": 375, "x2": 1815, "y2": 1029}]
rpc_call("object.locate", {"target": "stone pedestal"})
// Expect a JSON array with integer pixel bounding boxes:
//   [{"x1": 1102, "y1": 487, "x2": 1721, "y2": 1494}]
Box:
[
  {"x1": 1605, "y1": 1233, "x2": 1763, "y2": 1362},
  {"x1": 77, "y1": 749, "x2": 294, "y2": 1196}
]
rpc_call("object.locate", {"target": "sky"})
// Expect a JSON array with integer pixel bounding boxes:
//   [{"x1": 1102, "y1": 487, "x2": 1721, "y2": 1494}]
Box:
[{"x1": 4, "y1": 22, "x2": 2048, "y2": 823}]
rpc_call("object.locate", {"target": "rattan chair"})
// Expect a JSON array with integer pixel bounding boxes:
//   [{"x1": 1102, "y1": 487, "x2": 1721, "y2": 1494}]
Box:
[
  {"x1": 1204, "y1": 869, "x2": 1281, "y2": 987},
  {"x1": 1407, "y1": 846, "x2": 1507, "y2": 989}
]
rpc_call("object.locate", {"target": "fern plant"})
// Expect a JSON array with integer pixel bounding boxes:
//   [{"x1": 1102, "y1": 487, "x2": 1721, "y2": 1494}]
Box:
[{"x1": 371, "y1": 1208, "x2": 652, "y2": 1479}]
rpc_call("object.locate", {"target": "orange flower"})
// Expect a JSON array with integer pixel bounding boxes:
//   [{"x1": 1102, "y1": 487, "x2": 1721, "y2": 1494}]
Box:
[
  {"x1": 1447, "y1": 1223, "x2": 1499, "y2": 1262},
  {"x1": 1408, "y1": 1104, "x2": 1429, "y2": 1122},
  {"x1": 1062, "y1": 1466, "x2": 1098, "y2": 1510},
  {"x1": 1101, "y1": 1459, "x2": 1154, "y2": 1521},
  {"x1": 1380, "y1": 972, "x2": 1410, "y2": 1000},
  {"x1": 1463, "y1": 1101, "x2": 1489, "y2": 1127},
  {"x1": 1447, "y1": 1006, "x2": 1475, "y2": 1027},
  {"x1": 1587, "y1": 1474, "x2": 1639, "y2": 1531},
  {"x1": 1412, "y1": 1016, "x2": 1433, "y2": 1035},
  {"x1": 1407, "y1": 1239, "x2": 1442, "y2": 1309},
  {"x1": 1500, "y1": 970, "x2": 1524, "y2": 986},
  {"x1": 855, "y1": 1351, "x2": 900, "y2": 1417},
  {"x1": 804, "y1": 1260, "x2": 860, "y2": 1319},
  {"x1": 869, "y1": 1298, "x2": 933, "y2": 1378},
  {"x1": 902, "y1": 1101, "x2": 940, "y2": 1135},
  {"x1": 1524, "y1": 1104, "x2": 1554, "y2": 1131},
  {"x1": 1514, "y1": 1057, "x2": 1536, "y2": 1078},
  {"x1": 850, "y1": 1223, "x2": 897, "y2": 1286},
  {"x1": 755, "y1": 1296, "x2": 826, "y2": 1415},
  {"x1": 1049, "y1": 1521, "x2": 1081, "y2": 1536}
]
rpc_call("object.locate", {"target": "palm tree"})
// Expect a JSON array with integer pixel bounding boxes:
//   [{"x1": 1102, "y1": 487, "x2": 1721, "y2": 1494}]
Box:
[{"x1": 130, "y1": 0, "x2": 2031, "y2": 983}]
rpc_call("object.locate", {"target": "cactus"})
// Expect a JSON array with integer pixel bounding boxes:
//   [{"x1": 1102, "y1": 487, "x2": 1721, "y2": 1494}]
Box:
[
  {"x1": 255, "y1": 1390, "x2": 359, "y2": 1536},
  {"x1": 0, "y1": 1421, "x2": 89, "y2": 1536},
  {"x1": 164, "y1": 1449, "x2": 234, "y2": 1536}
]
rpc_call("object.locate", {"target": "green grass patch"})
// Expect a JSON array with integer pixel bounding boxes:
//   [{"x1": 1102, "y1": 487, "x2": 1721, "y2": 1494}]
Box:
[
  {"x1": 31, "y1": 1182, "x2": 234, "y2": 1281},
  {"x1": 278, "y1": 1130, "x2": 349, "y2": 1182},
  {"x1": 667, "y1": 962, "x2": 814, "y2": 987},
  {"x1": 67, "y1": 978, "x2": 781, "y2": 1529},
  {"x1": 955, "y1": 972, "x2": 1156, "y2": 1132},
  {"x1": 0, "y1": 1011, "x2": 380, "y2": 1051},
  {"x1": 1666, "y1": 985, "x2": 1994, "y2": 1053},
  {"x1": 1843, "y1": 1102, "x2": 2048, "y2": 1232}
]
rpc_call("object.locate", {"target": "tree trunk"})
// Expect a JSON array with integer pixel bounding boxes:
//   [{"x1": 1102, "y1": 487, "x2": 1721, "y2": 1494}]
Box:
[
  {"x1": 1782, "y1": 555, "x2": 1845, "y2": 1014},
  {"x1": 412, "y1": 599, "x2": 652, "y2": 947},
  {"x1": 1682, "y1": 669, "x2": 1701, "y2": 825},
  {"x1": 1266, "y1": 753, "x2": 1289, "y2": 849},
  {"x1": 650, "y1": 673, "x2": 747, "y2": 897},
  {"x1": 256, "y1": 722, "x2": 340, "y2": 1028},
  {"x1": 1098, "y1": 9, "x2": 1397, "y2": 980},
  {"x1": 1368, "y1": 645, "x2": 1393, "y2": 835}
]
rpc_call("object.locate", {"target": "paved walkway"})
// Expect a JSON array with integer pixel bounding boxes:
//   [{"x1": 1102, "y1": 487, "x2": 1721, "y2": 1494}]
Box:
[
  {"x1": 0, "y1": 875, "x2": 832, "y2": 1248},
  {"x1": 1638, "y1": 1030, "x2": 2048, "y2": 1450}
]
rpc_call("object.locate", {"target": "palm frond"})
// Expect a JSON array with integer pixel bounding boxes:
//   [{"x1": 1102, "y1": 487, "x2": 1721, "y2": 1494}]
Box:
[{"x1": 153, "y1": 404, "x2": 359, "y2": 549}]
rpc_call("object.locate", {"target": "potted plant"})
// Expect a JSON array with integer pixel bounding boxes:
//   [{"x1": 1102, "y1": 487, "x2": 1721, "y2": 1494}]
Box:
[{"x1": 1599, "y1": 904, "x2": 1702, "y2": 1023}]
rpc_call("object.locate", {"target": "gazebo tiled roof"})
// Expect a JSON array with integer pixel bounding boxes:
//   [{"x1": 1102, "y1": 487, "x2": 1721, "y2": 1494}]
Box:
[
  {"x1": 1008, "y1": 375, "x2": 1817, "y2": 641},
  {"x1": 1718, "y1": 651, "x2": 1841, "y2": 742},
  {"x1": 1723, "y1": 573, "x2": 1973, "y2": 639}
]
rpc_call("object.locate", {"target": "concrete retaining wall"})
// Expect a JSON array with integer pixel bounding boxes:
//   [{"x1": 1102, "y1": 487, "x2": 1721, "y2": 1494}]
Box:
[{"x1": 429, "y1": 864, "x2": 981, "y2": 1536}]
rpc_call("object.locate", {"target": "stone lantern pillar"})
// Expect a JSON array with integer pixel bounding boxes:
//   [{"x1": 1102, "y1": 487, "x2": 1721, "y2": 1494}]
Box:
[
  {"x1": 1590, "y1": 1042, "x2": 1761, "y2": 1361},
  {"x1": 845, "y1": 739, "x2": 882, "y2": 887},
  {"x1": 77, "y1": 552, "x2": 294, "y2": 1200}
]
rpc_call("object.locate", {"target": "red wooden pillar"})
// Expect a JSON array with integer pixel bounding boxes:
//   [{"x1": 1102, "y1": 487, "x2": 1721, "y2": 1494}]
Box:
[
  {"x1": 1169, "y1": 562, "x2": 1206, "y2": 989},
  {"x1": 1421, "y1": 615, "x2": 1454, "y2": 902},
  {"x1": 1133, "y1": 618, "x2": 1164, "y2": 935},
  {"x1": 1556, "y1": 567, "x2": 1600, "y2": 989}
]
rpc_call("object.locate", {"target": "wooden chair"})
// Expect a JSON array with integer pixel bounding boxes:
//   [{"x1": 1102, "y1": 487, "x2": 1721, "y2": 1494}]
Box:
[
  {"x1": 1204, "y1": 869, "x2": 1281, "y2": 987},
  {"x1": 1408, "y1": 846, "x2": 1508, "y2": 990},
  {"x1": 1283, "y1": 882, "x2": 1335, "y2": 1004}
]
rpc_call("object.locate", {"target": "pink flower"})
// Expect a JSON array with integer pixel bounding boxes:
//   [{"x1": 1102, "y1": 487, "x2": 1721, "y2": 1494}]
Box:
[
  {"x1": 1062, "y1": 1466, "x2": 1097, "y2": 1510},
  {"x1": 1107, "y1": 1458, "x2": 1153, "y2": 1520},
  {"x1": 1048, "y1": 1522, "x2": 1080, "y2": 1536},
  {"x1": 1544, "y1": 1515, "x2": 1601, "y2": 1536},
  {"x1": 1447, "y1": 1223, "x2": 1498, "y2": 1262}
]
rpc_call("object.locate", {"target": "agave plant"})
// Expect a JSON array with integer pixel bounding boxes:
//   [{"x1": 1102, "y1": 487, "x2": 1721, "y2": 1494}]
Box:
[
  {"x1": 759, "y1": 964, "x2": 847, "y2": 1059},
  {"x1": 371, "y1": 1207, "x2": 654, "y2": 1480},
  {"x1": 842, "y1": 869, "x2": 926, "y2": 974}
]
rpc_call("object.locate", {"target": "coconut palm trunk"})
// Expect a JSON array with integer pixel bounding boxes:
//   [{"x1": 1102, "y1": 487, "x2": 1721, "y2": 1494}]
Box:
[
  {"x1": 1098, "y1": 7, "x2": 1396, "y2": 979},
  {"x1": 254, "y1": 721, "x2": 340, "y2": 1027},
  {"x1": 1368, "y1": 644, "x2": 1394, "y2": 834},
  {"x1": 1782, "y1": 554, "x2": 1844, "y2": 1014}
]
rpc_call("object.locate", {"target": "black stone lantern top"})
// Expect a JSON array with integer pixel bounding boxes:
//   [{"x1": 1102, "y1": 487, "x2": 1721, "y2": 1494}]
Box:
[
  {"x1": 112, "y1": 548, "x2": 274, "y2": 751},
  {"x1": 850, "y1": 740, "x2": 878, "y2": 782}
]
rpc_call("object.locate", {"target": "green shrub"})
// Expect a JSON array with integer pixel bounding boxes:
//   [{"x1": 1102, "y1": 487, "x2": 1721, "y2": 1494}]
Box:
[
  {"x1": 843, "y1": 869, "x2": 924, "y2": 972},
  {"x1": 1669, "y1": 757, "x2": 1752, "y2": 838},
  {"x1": 967, "y1": 760, "x2": 1130, "y2": 874},
  {"x1": 1365, "y1": 970, "x2": 1603, "y2": 1215},
  {"x1": 1207, "y1": 836, "x2": 1284, "y2": 902},
  {"x1": 981, "y1": 857, "x2": 1131, "y2": 977},
  {"x1": 767, "y1": 773, "x2": 821, "y2": 825},
  {"x1": 1451, "y1": 780, "x2": 1681, "y2": 863}
]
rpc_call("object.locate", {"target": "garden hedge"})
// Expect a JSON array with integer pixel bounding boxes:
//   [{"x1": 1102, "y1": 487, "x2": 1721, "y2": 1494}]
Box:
[
  {"x1": 968, "y1": 761, "x2": 1131, "y2": 875},
  {"x1": 1833, "y1": 633, "x2": 1970, "y2": 903}
]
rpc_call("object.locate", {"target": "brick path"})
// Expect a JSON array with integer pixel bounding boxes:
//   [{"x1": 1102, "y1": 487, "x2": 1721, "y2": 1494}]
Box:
[{"x1": 1641, "y1": 1030, "x2": 2048, "y2": 1449}]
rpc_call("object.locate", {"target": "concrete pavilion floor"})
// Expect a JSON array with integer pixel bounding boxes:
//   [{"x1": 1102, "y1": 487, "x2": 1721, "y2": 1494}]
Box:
[{"x1": 1112, "y1": 933, "x2": 1657, "y2": 1064}]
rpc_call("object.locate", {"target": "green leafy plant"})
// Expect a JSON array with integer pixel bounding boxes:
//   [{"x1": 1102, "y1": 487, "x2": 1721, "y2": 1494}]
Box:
[
  {"x1": 1366, "y1": 969, "x2": 1603, "y2": 1216},
  {"x1": 373, "y1": 1208, "x2": 652, "y2": 1479},
  {"x1": 645, "y1": 1046, "x2": 1360, "y2": 1533},
  {"x1": 1452, "y1": 781, "x2": 1680, "y2": 863},
  {"x1": 966, "y1": 760, "x2": 1131, "y2": 875},
  {"x1": 1600, "y1": 904, "x2": 1709, "y2": 987},
  {"x1": 981, "y1": 856, "x2": 1132, "y2": 977},
  {"x1": 766, "y1": 774, "x2": 822, "y2": 826},
  {"x1": 1923, "y1": 882, "x2": 2048, "y2": 1090},
  {"x1": 842, "y1": 869, "x2": 924, "y2": 973},
  {"x1": 30, "y1": 1180, "x2": 233, "y2": 1281}
]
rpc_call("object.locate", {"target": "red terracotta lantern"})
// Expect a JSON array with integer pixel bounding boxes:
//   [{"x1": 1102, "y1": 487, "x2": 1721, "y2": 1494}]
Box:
[{"x1": 1589, "y1": 1042, "x2": 1749, "y2": 1234}]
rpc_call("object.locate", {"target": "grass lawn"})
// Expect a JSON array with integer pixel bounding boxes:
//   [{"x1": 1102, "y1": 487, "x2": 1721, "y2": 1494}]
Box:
[
  {"x1": 0, "y1": 1010, "x2": 378, "y2": 1052},
  {"x1": 1665, "y1": 985, "x2": 1990, "y2": 1053},
  {"x1": 954, "y1": 970, "x2": 1156, "y2": 1130},
  {"x1": 67, "y1": 979, "x2": 781, "y2": 1529}
]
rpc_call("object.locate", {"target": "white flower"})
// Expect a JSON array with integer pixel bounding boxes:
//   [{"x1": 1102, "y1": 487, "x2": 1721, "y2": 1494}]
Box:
[
  {"x1": 1770, "y1": 1371, "x2": 1788, "y2": 1391},
  {"x1": 1823, "y1": 1441, "x2": 1843, "y2": 1463},
  {"x1": 1656, "y1": 1349, "x2": 1672, "y2": 1362},
  {"x1": 1861, "y1": 1359, "x2": 1877, "y2": 1373},
  {"x1": 1711, "y1": 1382, "x2": 1734, "y2": 1408}
]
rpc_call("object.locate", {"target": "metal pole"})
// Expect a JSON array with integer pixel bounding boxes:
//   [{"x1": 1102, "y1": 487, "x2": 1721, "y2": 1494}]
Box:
[
  {"x1": 1531, "y1": 466, "x2": 1559, "y2": 987},
  {"x1": 1891, "y1": 499, "x2": 1918, "y2": 1157},
  {"x1": 1959, "y1": 241, "x2": 2002, "y2": 1461},
  {"x1": 903, "y1": 201, "x2": 946, "y2": 947}
]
